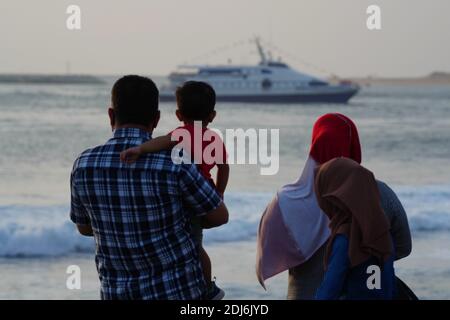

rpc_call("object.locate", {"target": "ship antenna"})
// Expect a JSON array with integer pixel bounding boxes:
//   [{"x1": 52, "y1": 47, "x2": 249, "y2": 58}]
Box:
[{"x1": 255, "y1": 37, "x2": 268, "y2": 65}]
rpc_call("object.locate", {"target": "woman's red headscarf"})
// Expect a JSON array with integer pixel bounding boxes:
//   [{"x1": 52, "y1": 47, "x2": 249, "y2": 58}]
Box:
[{"x1": 310, "y1": 113, "x2": 361, "y2": 164}]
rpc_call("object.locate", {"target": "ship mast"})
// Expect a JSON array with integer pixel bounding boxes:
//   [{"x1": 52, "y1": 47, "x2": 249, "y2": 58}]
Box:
[{"x1": 255, "y1": 37, "x2": 268, "y2": 65}]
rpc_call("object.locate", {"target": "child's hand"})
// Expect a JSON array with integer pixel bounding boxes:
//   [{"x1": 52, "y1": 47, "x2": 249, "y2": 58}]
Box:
[{"x1": 120, "y1": 146, "x2": 142, "y2": 164}]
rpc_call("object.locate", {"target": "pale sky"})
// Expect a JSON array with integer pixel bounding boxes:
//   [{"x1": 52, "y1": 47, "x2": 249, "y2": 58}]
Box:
[{"x1": 1, "y1": 0, "x2": 449, "y2": 77}]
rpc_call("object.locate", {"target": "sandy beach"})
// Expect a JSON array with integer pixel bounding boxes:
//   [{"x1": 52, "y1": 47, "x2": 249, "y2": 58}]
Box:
[{"x1": 1, "y1": 231, "x2": 450, "y2": 300}]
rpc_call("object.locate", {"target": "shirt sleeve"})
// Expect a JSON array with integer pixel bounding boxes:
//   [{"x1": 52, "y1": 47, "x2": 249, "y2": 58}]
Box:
[
  {"x1": 178, "y1": 163, "x2": 222, "y2": 217},
  {"x1": 69, "y1": 163, "x2": 91, "y2": 225},
  {"x1": 378, "y1": 181, "x2": 412, "y2": 260},
  {"x1": 315, "y1": 235, "x2": 350, "y2": 300}
]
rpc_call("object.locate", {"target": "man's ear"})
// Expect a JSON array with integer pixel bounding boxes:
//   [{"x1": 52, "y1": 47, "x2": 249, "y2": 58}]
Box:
[
  {"x1": 175, "y1": 109, "x2": 184, "y2": 122},
  {"x1": 108, "y1": 107, "x2": 116, "y2": 130},
  {"x1": 208, "y1": 110, "x2": 217, "y2": 123}
]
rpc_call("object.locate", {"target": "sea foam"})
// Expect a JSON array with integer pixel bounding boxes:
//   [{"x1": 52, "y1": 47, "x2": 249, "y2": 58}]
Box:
[{"x1": 0, "y1": 186, "x2": 449, "y2": 257}]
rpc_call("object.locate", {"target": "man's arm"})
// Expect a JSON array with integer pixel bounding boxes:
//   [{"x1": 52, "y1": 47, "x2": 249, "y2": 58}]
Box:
[
  {"x1": 70, "y1": 162, "x2": 93, "y2": 237},
  {"x1": 201, "y1": 202, "x2": 229, "y2": 229},
  {"x1": 179, "y1": 163, "x2": 229, "y2": 229}
]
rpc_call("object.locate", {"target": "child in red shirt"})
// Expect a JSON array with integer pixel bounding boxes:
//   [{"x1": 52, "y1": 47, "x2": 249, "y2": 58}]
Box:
[{"x1": 120, "y1": 81, "x2": 229, "y2": 299}]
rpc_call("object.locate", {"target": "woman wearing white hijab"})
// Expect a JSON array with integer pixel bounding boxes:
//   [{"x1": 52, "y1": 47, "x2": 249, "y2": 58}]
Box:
[{"x1": 256, "y1": 113, "x2": 412, "y2": 299}]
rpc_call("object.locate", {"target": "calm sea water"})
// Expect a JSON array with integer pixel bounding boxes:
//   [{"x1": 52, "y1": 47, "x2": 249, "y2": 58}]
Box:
[{"x1": 0, "y1": 78, "x2": 449, "y2": 299}]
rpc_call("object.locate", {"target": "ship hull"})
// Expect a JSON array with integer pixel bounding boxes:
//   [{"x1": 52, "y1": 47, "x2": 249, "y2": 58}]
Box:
[{"x1": 160, "y1": 87, "x2": 359, "y2": 104}]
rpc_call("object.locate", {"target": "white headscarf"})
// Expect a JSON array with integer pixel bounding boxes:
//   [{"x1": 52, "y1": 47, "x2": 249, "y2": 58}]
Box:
[
  {"x1": 256, "y1": 156, "x2": 330, "y2": 287},
  {"x1": 278, "y1": 156, "x2": 330, "y2": 254}
]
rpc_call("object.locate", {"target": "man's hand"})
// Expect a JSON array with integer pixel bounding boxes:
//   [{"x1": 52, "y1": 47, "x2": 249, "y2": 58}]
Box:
[
  {"x1": 76, "y1": 224, "x2": 94, "y2": 237},
  {"x1": 120, "y1": 146, "x2": 142, "y2": 164},
  {"x1": 201, "y1": 202, "x2": 229, "y2": 229}
]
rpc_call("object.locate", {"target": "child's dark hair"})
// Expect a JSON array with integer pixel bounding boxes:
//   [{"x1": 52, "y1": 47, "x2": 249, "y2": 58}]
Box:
[{"x1": 176, "y1": 81, "x2": 216, "y2": 120}]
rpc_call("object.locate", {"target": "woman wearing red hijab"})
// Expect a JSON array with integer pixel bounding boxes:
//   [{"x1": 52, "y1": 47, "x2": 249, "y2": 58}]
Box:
[{"x1": 256, "y1": 113, "x2": 412, "y2": 299}]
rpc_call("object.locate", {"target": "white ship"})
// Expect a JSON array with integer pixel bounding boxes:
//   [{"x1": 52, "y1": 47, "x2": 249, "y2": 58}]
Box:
[{"x1": 160, "y1": 39, "x2": 359, "y2": 103}]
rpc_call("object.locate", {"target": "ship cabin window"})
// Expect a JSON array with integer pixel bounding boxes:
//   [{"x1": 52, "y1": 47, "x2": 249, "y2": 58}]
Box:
[
  {"x1": 199, "y1": 68, "x2": 242, "y2": 76},
  {"x1": 261, "y1": 69, "x2": 272, "y2": 74},
  {"x1": 277, "y1": 81, "x2": 287, "y2": 89},
  {"x1": 309, "y1": 80, "x2": 328, "y2": 86}
]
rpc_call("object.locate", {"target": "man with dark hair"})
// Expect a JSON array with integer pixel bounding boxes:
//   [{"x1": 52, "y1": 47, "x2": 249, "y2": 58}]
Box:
[
  {"x1": 70, "y1": 75, "x2": 229, "y2": 300},
  {"x1": 111, "y1": 75, "x2": 160, "y2": 126}
]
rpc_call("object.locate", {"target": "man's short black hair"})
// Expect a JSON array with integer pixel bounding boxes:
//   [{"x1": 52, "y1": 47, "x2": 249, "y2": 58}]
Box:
[
  {"x1": 176, "y1": 81, "x2": 216, "y2": 121},
  {"x1": 111, "y1": 75, "x2": 159, "y2": 126}
]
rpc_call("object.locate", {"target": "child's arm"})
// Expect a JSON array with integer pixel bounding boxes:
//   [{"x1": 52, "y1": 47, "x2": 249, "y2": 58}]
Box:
[
  {"x1": 215, "y1": 163, "x2": 230, "y2": 197},
  {"x1": 120, "y1": 134, "x2": 176, "y2": 164}
]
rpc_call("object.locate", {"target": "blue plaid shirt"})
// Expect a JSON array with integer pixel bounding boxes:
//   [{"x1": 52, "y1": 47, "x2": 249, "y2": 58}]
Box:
[{"x1": 70, "y1": 128, "x2": 222, "y2": 300}]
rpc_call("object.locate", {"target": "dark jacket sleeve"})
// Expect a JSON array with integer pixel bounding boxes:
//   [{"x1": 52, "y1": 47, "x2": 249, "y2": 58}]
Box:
[
  {"x1": 315, "y1": 235, "x2": 350, "y2": 300},
  {"x1": 377, "y1": 180, "x2": 412, "y2": 260}
]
